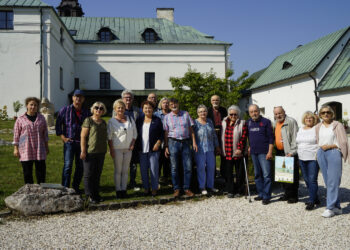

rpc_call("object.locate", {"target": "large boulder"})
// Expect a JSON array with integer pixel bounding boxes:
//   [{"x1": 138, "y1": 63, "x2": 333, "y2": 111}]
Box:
[{"x1": 5, "y1": 184, "x2": 84, "y2": 216}]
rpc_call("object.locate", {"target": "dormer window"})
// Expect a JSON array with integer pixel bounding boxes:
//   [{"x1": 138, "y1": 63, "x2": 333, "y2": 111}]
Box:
[
  {"x1": 142, "y1": 28, "x2": 159, "y2": 43},
  {"x1": 98, "y1": 27, "x2": 116, "y2": 42},
  {"x1": 69, "y1": 30, "x2": 77, "y2": 36},
  {"x1": 282, "y1": 61, "x2": 293, "y2": 70}
]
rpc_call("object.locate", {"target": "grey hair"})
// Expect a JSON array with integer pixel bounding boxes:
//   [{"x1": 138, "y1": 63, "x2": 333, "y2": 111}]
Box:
[
  {"x1": 273, "y1": 106, "x2": 285, "y2": 113},
  {"x1": 227, "y1": 105, "x2": 241, "y2": 116},
  {"x1": 197, "y1": 104, "x2": 208, "y2": 113},
  {"x1": 248, "y1": 104, "x2": 259, "y2": 111},
  {"x1": 158, "y1": 97, "x2": 169, "y2": 109},
  {"x1": 121, "y1": 89, "x2": 134, "y2": 98}
]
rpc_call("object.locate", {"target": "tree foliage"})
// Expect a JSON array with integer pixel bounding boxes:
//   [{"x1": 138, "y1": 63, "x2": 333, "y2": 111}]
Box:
[{"x1": 169, "y1": 67, "x2": 254, "y2": 118}]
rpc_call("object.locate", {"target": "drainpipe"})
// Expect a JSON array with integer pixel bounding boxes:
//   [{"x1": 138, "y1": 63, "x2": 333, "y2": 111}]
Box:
[
  {"x1": 309, "y1": 73, "x2": 319, "y2": 113},
  {"x1": 224, "y1": 45, "x2": 228, "y2": 78},
  {"x1": 39, "y1": 8, "x2": 43, "y2": 99}
]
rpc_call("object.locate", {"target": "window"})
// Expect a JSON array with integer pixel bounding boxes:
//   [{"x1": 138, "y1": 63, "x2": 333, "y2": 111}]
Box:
[
  {"x1": 60, "y1": 67, "x2": 64, "y2": 90},
  {"x1": 0, "y1": 11, "x2": 14, "y2": 30},
  {"x1": 60, "y1": 28, "x2": 64, "y2": 44},
  {"x1": 282, "y1": 61, "x2": 292, "y2": 70},
  {"x1": 145, "y1": 72, "x2": 155, "y2": 89},
  {"x1": 69, "y1": 30, "x2": 77, "y2": 36},
  {"x1": 142, "y1": 29, "x2": 158, "y2": 43},
  {"x1": 74, "y1": 78, "x2": 79, "y2": 89},
  {"x1": 100, "y1": 72, "x2": 110, "y2": 89},
  {"x1": 98, "y1": 27, "x2": 116, "y2": 42}
]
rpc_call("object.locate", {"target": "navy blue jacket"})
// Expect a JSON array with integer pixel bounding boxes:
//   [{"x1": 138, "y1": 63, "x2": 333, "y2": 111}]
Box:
[
  {"x1": 247, "y1": 116, "x2": 274, "y2": 154},
  {"x1": 135, "y1": 114, "x2": 164, "y2": 152}
]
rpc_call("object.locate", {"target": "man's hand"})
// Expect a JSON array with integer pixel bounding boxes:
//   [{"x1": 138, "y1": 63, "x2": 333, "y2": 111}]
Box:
[
  {"x1": 61, "y1": 135, "x2": 72, "y2": 143},
  {"x1": 80, "y1": 151, "x2": 86, "y2": 160},
  {"x1": 234, "y1": 149, "x2": 242, "y2": 156},
  {"x1": 266, "y1": 151, "x2": 273, "y2": 160},
  {"x1": 193, "y1": 143, "x2": 198, "y2": 153},
  {"x1": 14, "y1": 147, "x2": 20, "y2": 158},
  {"x1": 165, "y1": 147, "x2": 170, "y2": 158}
]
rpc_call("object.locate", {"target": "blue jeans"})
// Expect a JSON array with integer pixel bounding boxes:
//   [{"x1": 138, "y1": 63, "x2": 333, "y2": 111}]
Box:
[
  {"x1": 195, "y1": 151, "x2": 215, "y2": 190},
  {"x1": 299, "y1": 160, "x2": 319, "y2": 203},
  {"x1": 168, "y1": 139, "x2": 192, "y2": 190},
  {"x1": 317, "y1": 149, "x2": 342, "y2": 210},
  {"x1": 62, "y1": 142, "x2": 84, "y2": 190},
  {"x1": 140, "y1": 151, "x2": 160, "y2": 190},
  {"x1": 251, "y1": 153, "x2": 272, "y2": 200}
]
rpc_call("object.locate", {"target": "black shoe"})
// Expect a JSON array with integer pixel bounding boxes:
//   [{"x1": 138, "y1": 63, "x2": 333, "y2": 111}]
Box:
[
  {"x1": 254, "y1": 196, "x2": 263, "y2": 201},
  {"x1": 305, "y1": 202, "x2": 315, "y2": 210},
  {"x1": 116, "y1": 191, "x2": 122, "y2": 199},
  {"x1": 287, "y1": 198, "x2": 298, "y2": 204},
  {"x1": 121, "y1": 190, "x2": 128, "y2": 198},
  {"x1": 262, "y1": 199, "x2": 270, "y2": 205},
  {"x1": 227, "y1": 193, "x2": 235, "y2": 198},
  {"x1": 279, "y1": 195, "x2": 288, "y2": 201},
  {"x1": 305, "y1": 198, "x2": 320, "y2": 206}
]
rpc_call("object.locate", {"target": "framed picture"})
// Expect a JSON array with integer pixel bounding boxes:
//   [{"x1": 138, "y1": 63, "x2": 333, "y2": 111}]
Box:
[{"x1": 275, "y1": 156, "x2": 294, "y2": 183}]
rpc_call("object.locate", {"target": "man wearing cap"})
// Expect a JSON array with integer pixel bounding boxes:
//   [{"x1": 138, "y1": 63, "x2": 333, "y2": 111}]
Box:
[{"x1": 56, "y1": 89, "x2": 91, "y2": 193}]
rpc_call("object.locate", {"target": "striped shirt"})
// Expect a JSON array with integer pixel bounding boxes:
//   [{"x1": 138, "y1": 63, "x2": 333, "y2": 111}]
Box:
[
  {"x1": 55, "y1": 104, "x2": 90, "y2": 142},
  {"x1": 13, "y1": 113, "x2": 49, "y2": 161},
  {"x1": 163, "y1": 110, "x2": 194, "y2": 140}
]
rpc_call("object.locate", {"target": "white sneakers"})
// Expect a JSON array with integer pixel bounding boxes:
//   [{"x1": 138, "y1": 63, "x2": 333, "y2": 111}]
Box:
[
  {"x1": 322, "y1": 208, "x2": 342, "y2": 218},
  {"x1": 201, "y1": 190, "x2": 208, "y2": 195}
]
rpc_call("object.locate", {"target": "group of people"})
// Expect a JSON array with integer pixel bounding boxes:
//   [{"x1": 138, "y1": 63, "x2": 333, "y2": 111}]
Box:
[{"x1": 13, "y1": 90, "x2": 349, "y2": 218}]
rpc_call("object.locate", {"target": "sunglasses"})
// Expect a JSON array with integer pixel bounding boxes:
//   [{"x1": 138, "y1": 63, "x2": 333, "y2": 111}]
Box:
[
  {"x1": 320, "y1": 111, "x2": 331, "y2": 115},
  {"x1": 94, "y1": 106, "x2": 104, "y2": 111},
  {"x1": 229, "y1": 113, "x2": 238, "y2": 116}
]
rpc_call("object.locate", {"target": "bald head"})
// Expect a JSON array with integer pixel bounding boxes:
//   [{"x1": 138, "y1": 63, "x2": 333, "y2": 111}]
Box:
[
  {"x1": 274, "y1": 106, "x2": 286, "y2": 123},
  {"x1": 248, "y1": 104, "x2": 260, "y2": 121},
  {"x1": 211, "y1": 95, "x2": 220, "y2": 109}
]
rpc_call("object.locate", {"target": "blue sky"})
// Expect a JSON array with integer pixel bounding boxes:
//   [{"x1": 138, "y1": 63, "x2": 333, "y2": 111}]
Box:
[{"x1": 45, "y1": 0, "x2": 350, "y2": 78}]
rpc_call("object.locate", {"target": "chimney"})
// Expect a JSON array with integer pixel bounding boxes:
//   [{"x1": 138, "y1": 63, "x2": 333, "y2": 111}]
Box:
[{"x1": 156, "y1": 8, "x2": 174, "y2": 22}]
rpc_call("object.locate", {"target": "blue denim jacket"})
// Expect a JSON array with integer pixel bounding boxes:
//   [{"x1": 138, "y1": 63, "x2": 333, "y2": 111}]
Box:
[{"x1": 194, "y1": 119, "x2": 219, "y2": 153}]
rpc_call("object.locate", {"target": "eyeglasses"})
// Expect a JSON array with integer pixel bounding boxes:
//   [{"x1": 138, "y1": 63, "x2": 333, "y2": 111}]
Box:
[
  {"x1": 229, "y1": 113, "x2": 238, "y2": 116},
  {"x1": 320, "y1": 111, "x2": 332, "y2": 115},
  {"x1": 94, "y1": 106, "x2": 104, "y2": 111}
]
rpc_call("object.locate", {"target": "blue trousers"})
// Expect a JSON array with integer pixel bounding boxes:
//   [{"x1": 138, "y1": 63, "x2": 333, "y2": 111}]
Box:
[
  {"x1": 139, "y1": 151, "x2": 160, "y2": 191},
  {"x1": 299, "y1": 160, "x2": 319, "y2": 203},
  {"x1": 168, "y1": 139, "x2": 192, "y2": 190},
  {"x1": 62, "y1": 142, "x2": 83, "y2": 190},
  {"x1": 317, "y1": 149, "x2": 342, "y2": 210},
  {"x1": 251, "y1": 153, "x2": 272, "y2": 200},
  {"x1": 195, "y1": 151, "x2": 215, "y2": 190}
]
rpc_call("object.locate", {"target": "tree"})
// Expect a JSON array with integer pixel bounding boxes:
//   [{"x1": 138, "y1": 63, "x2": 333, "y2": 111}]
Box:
[
  {"x1": 13, "y1": 100, "x2": 23, "y2": 118},
  {"x1": 169, "y1": 66, "x2": 254, "y2": 118}
]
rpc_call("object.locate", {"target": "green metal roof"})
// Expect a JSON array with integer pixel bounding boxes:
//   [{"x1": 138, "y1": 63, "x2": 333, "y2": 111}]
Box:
[
  {"x1": 249, "y1": 27, "x2": 350, "y2": 90},
  {"x1": 317, "y1": 40, "x2": 350, "y2": 92},
  {"x1": 60, "y1": 17, "x2": 231, "y2": 45},
  {"x1": 249, "y1": 67, "x2": 267, "y2": 81},
  {"x1": 0, "y1": 0, "x2": 48, "y2": 7}
]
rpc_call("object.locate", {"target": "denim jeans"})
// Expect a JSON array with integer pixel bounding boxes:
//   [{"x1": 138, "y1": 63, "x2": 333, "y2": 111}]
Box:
[
  {"x1": 251, "y1": 153, "x2": 272, "y2": 200},
  {"x1": 168, "y1": 139, "x2": 192, "y2": 190},
  {"x1": 62, "y1": 142, "x2": 83, "y2": 190},
  {"x1": 195, "y1": 151, "x2": 215, "y2": 190},
  {"x1": 317, "y1": 149, "x2": 342, "y2": 210},
  {"x1": 299, "y1": 160, "x2": 319, "y2": 203},
  {"x1": 140, "y1": 151, "x2": 160, "y2": 190}
]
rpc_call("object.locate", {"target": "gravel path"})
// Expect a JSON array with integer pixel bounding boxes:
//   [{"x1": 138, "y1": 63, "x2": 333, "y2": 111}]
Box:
[{"x1": 1, "y1": 163, "x2": 350, "y2": 249}]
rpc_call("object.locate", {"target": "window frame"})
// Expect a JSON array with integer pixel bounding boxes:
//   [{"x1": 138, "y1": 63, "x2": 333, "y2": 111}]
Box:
[
  {"x1": 100, "y1": 72, "x2": 111, "y2": 89},
  {"x1": 59, "y1": 67, "x2": 64, "y2": 90},
  {"x1": 0, "y1": 11, "x2": 14, "y2": 30},
  {"x1": 145, "y1": 72, "x2": 155, "y2": 89},
  {"x1": 142, "y1": 28, "x2": 158, "y2": 43}
]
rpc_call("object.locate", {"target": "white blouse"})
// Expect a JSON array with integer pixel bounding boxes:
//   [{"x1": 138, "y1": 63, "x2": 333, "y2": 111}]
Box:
[
  {"x1": 318, "y1": 123, "x2": 339, "y2": 147},
  {"x1": 296, "y1": 127, "x2": 319, "y2": 161},
  {"x1": 107, "y1": 116, "x2": 137, "y2": 149},
  {"x1": 142, "y1": 122, "x2": 151, "y2": 153}
]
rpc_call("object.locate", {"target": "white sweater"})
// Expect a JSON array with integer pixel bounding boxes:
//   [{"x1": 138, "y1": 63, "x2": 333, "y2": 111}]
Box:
[
  {"x1": 296, "y1": 127, "x2": 319, "y2": 161},
  {"x1": 107, "y1": 116, "x2": 137, "y2": 149}
]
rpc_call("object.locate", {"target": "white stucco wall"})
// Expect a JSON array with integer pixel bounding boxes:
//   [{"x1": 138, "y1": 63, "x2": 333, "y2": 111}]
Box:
[
  {"x1": 251, "y1": 77, "x2": 316, "y2": 125},
  {"x1": 45, "y1": 9, "x2": 75, "y2": 112},
  {"x1": 74, "y1": 44, "x2": 226, "y2": 91},
  {"x1": 319, "y1": 89, "x2": 350, "y2": 120},
  {"x1": 0, "y1": 8, "x2": 41, "y2": 117}
]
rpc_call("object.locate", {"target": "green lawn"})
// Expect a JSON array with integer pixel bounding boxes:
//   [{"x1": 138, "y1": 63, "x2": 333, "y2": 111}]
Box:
[{"x1": 0, "y1": 119, "x2": 255, "y2": 211}]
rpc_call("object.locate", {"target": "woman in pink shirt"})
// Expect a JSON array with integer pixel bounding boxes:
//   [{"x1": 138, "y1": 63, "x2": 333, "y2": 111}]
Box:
[{"x1": 13, "y1": 97, "x2": 49, "y2": 184}]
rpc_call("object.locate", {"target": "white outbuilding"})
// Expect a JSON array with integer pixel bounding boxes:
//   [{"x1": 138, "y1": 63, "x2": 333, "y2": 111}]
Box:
[{"x1": 249, "y1": 27, "x2": 350, "y2": 126}]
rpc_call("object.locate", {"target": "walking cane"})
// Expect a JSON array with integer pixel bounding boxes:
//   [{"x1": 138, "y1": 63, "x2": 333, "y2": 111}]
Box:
[{"x1": 243, "y1": 156, "x2": 252, "y2": 203}]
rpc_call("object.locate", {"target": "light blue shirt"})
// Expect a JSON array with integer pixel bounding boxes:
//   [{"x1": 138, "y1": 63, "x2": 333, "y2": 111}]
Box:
[{"x1": 194, "y1": 119, "x2": 219, "y2": 153}]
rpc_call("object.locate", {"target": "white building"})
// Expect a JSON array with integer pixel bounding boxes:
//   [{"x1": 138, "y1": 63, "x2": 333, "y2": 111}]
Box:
[
  {"x1": 249, "y1": 27, "x2": 350, "y2": 125},
  {"x1": 0, "y1": 0, "x2": 231, "y2": 116}
]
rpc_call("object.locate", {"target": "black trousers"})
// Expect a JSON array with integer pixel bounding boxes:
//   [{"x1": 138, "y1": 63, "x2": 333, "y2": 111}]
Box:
[
  {"x1": 224, "y1": 158, "x2": 246, "y2": 194},
  {"x1": 159, "y1": 147, "x2": 171, "y2": 178},
  {"x1": 21, "y1": 160, "x2": 46, "y2": 184},
  {"x1": 83, "y1": 153, "x2": 105, "y2": 199},
  {"x1": 276, "y1": 149, "x2": 299, "y2": 199}
]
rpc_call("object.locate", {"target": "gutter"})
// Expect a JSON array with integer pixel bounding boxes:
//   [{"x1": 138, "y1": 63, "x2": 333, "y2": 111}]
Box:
[{"x1": 309, "y1": 73, "x2": 319, "y2": 113}]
